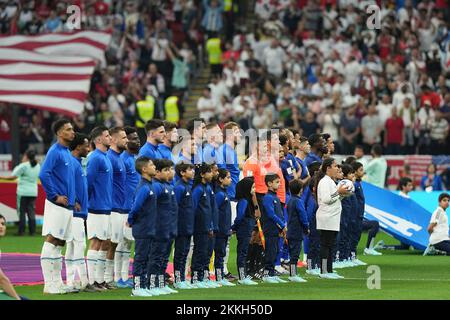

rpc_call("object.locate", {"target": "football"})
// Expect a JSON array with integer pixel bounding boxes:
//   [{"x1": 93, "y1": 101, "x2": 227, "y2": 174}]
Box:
[{"x1": 337, "y1": 179, "x2": 355, "y2": 195}]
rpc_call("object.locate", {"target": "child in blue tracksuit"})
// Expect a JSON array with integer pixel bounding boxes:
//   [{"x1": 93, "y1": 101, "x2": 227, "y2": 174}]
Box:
[
  {"x1": 173, "y1": 162, "x2": 195, "y2": 289},
  {"x1": 335, "y1": 164, "x2": 356, "y2": 265},
  {"x1": 205, "y1": 163, "x2": 219, "y2": 287},
  {"x1": 232, "y1": 177, "x2": 258, "y2": 285},
  {"x1": 286, "y1": 179, "x2": 309, "y2": 282},
  {"x1": 127, "y1": 157, "x2": 156, "y2": 297},
  {"x1": 261, "y1": 174, "x2": 287, "y2": 284},
  {"x1": 350, "y1": 161, "x2": 367, "y2": 265},
  {"x1": 213, "y1": 169, "x2": 235, "y2": 286},
  {"x1": 147, "y1": 159, "x2": 178, "y2": 295},
  {"x1": 191, "y1": 163, "x2": 214, "y2": 288}
]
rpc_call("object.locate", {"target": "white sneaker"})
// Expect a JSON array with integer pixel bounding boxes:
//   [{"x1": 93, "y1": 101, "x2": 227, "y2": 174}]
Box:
[
  {"x1": 353, "y1": 258, "x2": 367, "y2": 266},
  {"x1": 318, "y1": 273, "x2": 335, "y2": 279},
  {"x1": 275, "y1": 265, "x2": 289, "y2": 275}
]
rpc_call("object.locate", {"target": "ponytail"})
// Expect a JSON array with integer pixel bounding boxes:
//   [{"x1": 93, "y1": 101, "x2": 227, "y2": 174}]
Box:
[
  {"x1": 26, "y1": 149, "x2": 38, "y2": 167},
  {"x1": 313, "y1": 157, "x2": 335, "y2": 201}
]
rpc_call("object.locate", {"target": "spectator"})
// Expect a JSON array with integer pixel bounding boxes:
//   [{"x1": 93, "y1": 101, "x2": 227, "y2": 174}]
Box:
[
  {"x1": 361, "y1": 104, "x2": 382, "y2": 152},
  {"x1": 262, "y1": 39, "x2": 286, "y2": 80},
  {"x1": 421, "y1": 164, "x2": 444, "y2": 192},
  {"x1": 384, "y1": 108, "x2": 404, "y2": 155},
  {"x1": 0, "y1": 150, "x2": 40, "y2": 236},
  {"x1": 197, "y1": 87, "x2": 216, "y2": 123},
  {"x1": 353, "y1": 145, "x2": 368, "y2": 169},
  {"x1": 201, "y1": 0, "x2": 224, "y2": 36},
  {"x1": 397, "y1": 98, "x2": 416, "y2": 154},
  {"x1": 0, "y1": 106, "x2": 11, "y2": 154},
  {"x1": 340, "y1": 105, "x2": 361, "y2": 155},
  {"x1": 428, "y1": 111, "x2": 449, "y2": 155},
  {"x1": 300, "y1": 111, "x2": 320, "y2": 139},
  {"x1": 206, "y1": 31, "x2": 223, "y2": 77},
  {"x1": 365, "y1": 144, "x2": 387, "y2": 189}
]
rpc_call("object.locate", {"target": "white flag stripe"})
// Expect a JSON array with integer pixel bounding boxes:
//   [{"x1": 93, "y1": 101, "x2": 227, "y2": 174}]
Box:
[
  {"x1": 0, "y1": 63, "x2": 94, "y2": 75},
  {"x1": 0, "y1": 78, "x2": 91, "y2": 92},
  {"x1": 0, "y1": 48, "x2": 95, "y2": 64},
  {"x1": 34, "y1": 43, "x2": 105, "y2": 62},
  {"x1": 0, "y1": 94, "x2": 84, "y2": 114},
  {"x1": 0, "y1": 31, "x2": 111, "y2": 47}
]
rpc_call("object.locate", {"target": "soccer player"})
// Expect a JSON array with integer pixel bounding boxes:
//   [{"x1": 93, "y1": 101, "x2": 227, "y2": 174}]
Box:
[
  {"x1": 139, "y1": 119, "x2": 165, "y2": 159},
  {"x1": 186, "y1": 118, "x2": 206, "y2": 164},
  {"x1": 286, "y1": 179, "x2": 309, "y2": 283},
  {"x1": 127, "y1": 157, "x2": 157, "y2": 297},
  {"x1": 158, "y1": 121, "x2": 178, "y2": 162},
  {"x1": 232, "y1": 177, "x2": 258, "y2": 285},
  {"x1": 304, "y1": 133, "x2": 327, "y2": 167},
  {"x1": 65, "y1": 133, "x2": 97, "y2": 293},
  {"x1": 116, "y1": 126, "x2": 141, "y2": 288},
  {"x1": 191, "y1": 163, "x2": 214, "y2": 288},
  {"x1": 39, "y1": 119, "x2": 76, "y2": 294},
  {"x1": 293, "y1": 136, "x2": 311, "y2": 186},
  {"x1": 177, "y1": 136, "x2": 198, "y2": 164},
  {"x1": 147, "y1": 159, "x2": 178, "y2": 295},
  {"x1": 427, "y1": 193, "x2": 450, "y2": 255},
  {"x1": 86, "y1": 126, "x2": 114, "y2": 290},
  {"x1": 173, "y1": 162, "x2": 196, "y2": 289},
  {"x1": 106, "y1": 127, "x2": 129, "y2": 287},
  {"x1": 261, "y1": 173, "x2": 287, "y2": 284},
  {"x1": 214, "y1": 169, "x2": 235, "y2": 286},
  {"x1": 203, "y1": 123, "x2": 223, "y2": 164}
]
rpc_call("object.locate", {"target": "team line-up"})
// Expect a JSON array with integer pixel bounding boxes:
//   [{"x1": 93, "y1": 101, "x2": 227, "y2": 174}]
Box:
[{"x1": 38, "y1": 117, "x2": 386, "y2": 296}]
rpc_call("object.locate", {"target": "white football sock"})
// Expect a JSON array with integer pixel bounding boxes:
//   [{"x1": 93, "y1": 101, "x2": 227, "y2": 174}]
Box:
[
  {"x1": 54, "y1": 245, "x2": 64, "y2": 287},
  {"x1": 185, "y1": 238, "x2": 194, "y2": 279},
  {"x1": 65, "y1": 241, "x2": 75, "y2": 287},
  {"x1": 96, "y1": 250, "x2": 107, "y2": 284},
  {"x1": 86, "y1": 250, "x2": 98, "y2": 285},
  {"x1": 40, "y1": 242, "x2": 56, "y2": 286},
  {"x1": 223, "y1": 239, "x2": 230, "y2": 274},
  {"x1": 121, "y1": 239, "x2": 132, "y2": 281},
  {"x1": 104, "y1": 259, "x2": 114, "y2": 283},
  {"x1": 114, "y1": 241, "x2": 123, "y2": 282},
  {"x1": 303, "y1": 253, "x2": 308, "y2": 263},
  {"x1": 73, "y1": 240, "x2": 88, "y2": 288}
]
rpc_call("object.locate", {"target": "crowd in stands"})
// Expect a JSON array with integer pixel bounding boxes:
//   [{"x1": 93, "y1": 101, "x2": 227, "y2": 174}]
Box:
[{"x1": 0, "y1": 0, "x2": 449, "y2": 157}]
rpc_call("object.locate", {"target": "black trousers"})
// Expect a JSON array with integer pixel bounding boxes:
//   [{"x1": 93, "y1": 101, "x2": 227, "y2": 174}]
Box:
[
  {"x1": 287, "y1": 238, "x2": 302, "y2": 266},
  {"x1": 191, "y1": 233, "x2": 208, "y2": 281},
  {"x1": 133, "y1": 238, "x2": 152, "y2": 289},
  {"x1": 434, "y1": 240, "x2": 450, "y2": 255},
  {"x1": 264, "y1": 236, "x2": 279, "y2": 277},
  {"x1": 362, "y1": 219, "x2": 379, "y2": 249},
  {"x1": 173, "y1": 235, "x2": 192, "y2": 282},
  {"x1": 19, "y1": 196, "x2": 36, "y2": 235},
  {"x1": 319, "y1": 230, "x2": 338, "y2": 274}
]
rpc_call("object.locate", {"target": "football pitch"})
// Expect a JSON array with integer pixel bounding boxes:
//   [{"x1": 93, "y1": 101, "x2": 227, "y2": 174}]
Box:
[{"x1": 2, "y1": 227, "x2": 450, "y2": 300}]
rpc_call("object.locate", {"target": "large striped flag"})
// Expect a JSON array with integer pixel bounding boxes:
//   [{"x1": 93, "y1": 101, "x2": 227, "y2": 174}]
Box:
[{"x1": 0, "y1": 31, "x2": 111, "y2": 115}]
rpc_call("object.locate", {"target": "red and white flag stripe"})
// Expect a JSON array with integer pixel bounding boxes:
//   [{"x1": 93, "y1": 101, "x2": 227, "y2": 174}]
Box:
[{"x1": 0, "y1": 31, "x2": 110, "y2": 115}]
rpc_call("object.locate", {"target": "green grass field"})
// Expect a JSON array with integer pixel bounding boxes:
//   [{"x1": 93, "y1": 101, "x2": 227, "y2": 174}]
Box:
[{"x1": 2, "y1": 225, "x2": 450, "y2": 300}]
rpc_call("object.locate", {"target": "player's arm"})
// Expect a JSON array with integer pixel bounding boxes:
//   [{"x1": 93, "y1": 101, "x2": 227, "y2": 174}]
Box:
[
  {"x1": 86, "y1": 155, "x2": 99, "y2": 198},
  {"x1": 427, "y1": 222, "x2": 437, "y2": 234},
  {"x1": 231, "y1": 199, "x2": 247, "y2": 230},
  {"x1": 127, "y1": 184, "x2": 149, "y2": 226},
  {"x1": 0, "y1": 268, "x2": 20, "y2": 300},
  {"x1": 319, "y1": 180, "x2": 340, "y2": 205},
  {"x1": 296, "y1": 200, "x2": 309, "y2": 234},
  {"x1": 263, "y1": 196, "x2": 285, "y2": 230},
  {"x1": 173, "y1": 184, "x2": 184, "y2": 205},
  {"x1": 39, "y1": 152, "x2": 59, "y2": 200}
]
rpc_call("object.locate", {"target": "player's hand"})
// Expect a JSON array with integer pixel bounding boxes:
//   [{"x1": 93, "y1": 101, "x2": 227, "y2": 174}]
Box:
[
  {"x1": 255, "y1": 211, "x2": 261, "y2": 219},
  {"x1": 55, "y1": 195, "x2": 68, "y2": 207},
  {"x1": 208, "y1": 230, "x2": 214, "y2": 238},
  {"x1": 337, "y1": 184, "x2": 350, "y2": 195},
  {"x1": 74, "y1": 202, "x2": 81, "y2": 212},
  {"x1": 305, "y1": 229, "x2": 310, "y2": 236},
  {"x1": 126, "y1": 222, "x2": 131, "y2": 228}
]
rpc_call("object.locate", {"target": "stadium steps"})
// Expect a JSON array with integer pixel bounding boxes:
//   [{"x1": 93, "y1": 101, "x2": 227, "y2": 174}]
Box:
[{"x1": 183, "y1": 67, "x2": 210, "y2": 121}]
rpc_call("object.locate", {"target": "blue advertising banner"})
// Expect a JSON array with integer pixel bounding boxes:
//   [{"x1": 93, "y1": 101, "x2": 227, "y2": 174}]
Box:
[{"x1": 362, "y1": 182, "x2": 434, "y2": 251}]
